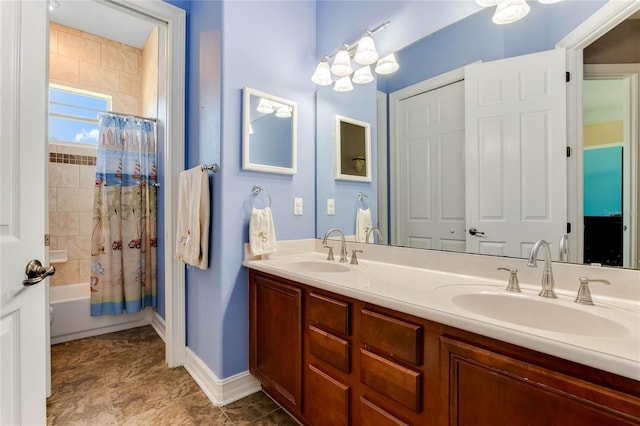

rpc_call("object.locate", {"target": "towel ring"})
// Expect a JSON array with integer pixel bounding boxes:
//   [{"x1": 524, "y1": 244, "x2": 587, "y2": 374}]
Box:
[
  {"x1": 251, "y1": 185, "x2": 272, "y2": 208},
  {"x1": 357, "y1": 192, "x2": 370, "y2": 210}
]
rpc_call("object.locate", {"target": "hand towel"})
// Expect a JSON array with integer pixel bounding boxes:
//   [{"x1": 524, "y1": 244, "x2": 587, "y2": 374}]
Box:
[
  {"x1": 249, "y1": 207, "x2": 277, "y2": 256},
  {"x1": 356, "y1": 207, "x2": 372, "y2": 242},
  {"x1": 175, "y1": 167, "x2": 210, "y2": 269}
]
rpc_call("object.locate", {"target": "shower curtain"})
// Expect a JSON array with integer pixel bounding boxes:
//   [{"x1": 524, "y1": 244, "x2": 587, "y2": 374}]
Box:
[{"x1": 90, "y1": 114, "x2": 157, "y2": 316}]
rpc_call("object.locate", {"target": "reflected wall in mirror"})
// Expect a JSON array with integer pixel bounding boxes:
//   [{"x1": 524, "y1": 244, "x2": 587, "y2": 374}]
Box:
[
  {"x1": 315, "y1": 2, "x2": 640, "y2": 269},
  {"x1": 335, "y1": 115, "x2": 371, "y2": 181},
  {"x1": 242, "y1": 87, "x2": 297, "y2": 174}
]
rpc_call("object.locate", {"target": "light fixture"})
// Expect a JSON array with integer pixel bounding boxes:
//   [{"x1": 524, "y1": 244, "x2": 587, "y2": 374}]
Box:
[
  {"x1": 49, "y1": 0, "x2": 60, "y2": 10},
  {"x1": 475, "y1": 0, "x2": 501, "y2": 6},
  {"x1": 492, "y1": 0, "x2": 530, "y2": 24},
  {"x1": 352, "y1": 66, "x2": 374, "y2": 84},
  {"x1": 331, "y1": 46, "x2": 353, "y2": 77},
  {"x1": 537, "y1": 0, "x2": 561, "y2": 3},
  {"x1": 256, "y1": 98, "x2": 273, "y2": 114},
  {"x1": 354, "y1": 33, "x2": 378, "y2": 65},
  {"x1": 334, "y1": 76, "x2": 353, "y2": 92},
  {"x1": 311, "y1": 59, "x2": 332, "y2": 86},
  {"x1": 375, "y1": 53, "x2": 399, "y2": 75},
  {"x1": 249, "y1": 123, "x2": 254, "y2": 135},
  {"x1": 275, "y1": 105, "x2": 292, "y2": 118},
  {"x1": 311, "y1": 21, "x2": 398, "y2": 90}
]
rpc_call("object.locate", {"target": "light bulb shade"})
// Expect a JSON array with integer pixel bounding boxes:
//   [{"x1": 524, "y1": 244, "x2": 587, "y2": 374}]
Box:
[
  {"x1": 256, "y1": 98, "x2": 273, "y2": 114},
  {"x1": 275, "y1": 105, "x2": 291, "y2": 118},
  {"x1": 375, "y1": 53, "x2": 399, "y2": 75},
  {"x1": 475, "y1": 0, "x2": 501, "y2": 6},
  {"x1": 333, "y1": 76, "x2": 354, "y2": 92},
  {"x1": 492, "y1": 0, "x2": 530, "y2": 24},
  {"x1": 249, "y1": 123, "x2": 254, "y2": 135},
  {"x1": 311, "y1": 61, "x2": 332, "y2": 86},
  {"x1": 354, "y1": 35, "x2": 379, "y2": 65},
  {"x1": 537, "y1": 0, "x2": 561, "y2": 3},
  {"x1": 331, "y1": 49, "x2": 353, "y2": 76},
  {"x1": 352, "y1": 66, "x2": 374, "y2": 84}
]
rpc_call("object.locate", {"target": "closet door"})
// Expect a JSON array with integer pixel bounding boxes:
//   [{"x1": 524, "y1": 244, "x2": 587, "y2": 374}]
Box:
[{"x1": 465, "y1": 48, "x2": 567, "y2": 259}]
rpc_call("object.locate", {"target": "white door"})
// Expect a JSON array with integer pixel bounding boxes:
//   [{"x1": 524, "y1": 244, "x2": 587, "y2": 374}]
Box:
[
  {"x1": 396, "y1": 81, "x2": 466, "y2": 251},
  {"x1": 465, "y1": 49, "x2": 567, "y2": 259},
  {"x1": 1, "y1": 1, "x2": 49, "y2": 424}
]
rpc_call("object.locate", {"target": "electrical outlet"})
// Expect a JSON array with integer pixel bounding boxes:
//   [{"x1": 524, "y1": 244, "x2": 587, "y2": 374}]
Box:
[
  {"x1": 327, "y1": 199, "x2": 335, "y2": 215},
  {"x1": 294, "y1": 198, "x2": 303, "y2": 215}
]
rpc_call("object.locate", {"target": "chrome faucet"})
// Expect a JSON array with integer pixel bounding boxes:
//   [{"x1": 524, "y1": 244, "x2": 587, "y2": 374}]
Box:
[
  {"x1": 365, "y1": 227, "x2": 383, "y2": 244},
  {"x1": 322, "y1": 228, "x2": 348, "y2": 263},
  {"x1": 527, "y1": 240, "x2": 557, "y2": 298}
]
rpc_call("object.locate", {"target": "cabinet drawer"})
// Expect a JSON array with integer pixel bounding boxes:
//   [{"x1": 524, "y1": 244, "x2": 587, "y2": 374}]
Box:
[
  {"x1": 360, "y1": 397, "x2": 409, "y2": 426},
  {"x1": 360, "y1": 349, "x2": 422, "y2": 412},
  {"x1": 361, "y1": 309, "x2": 422, "y2": 366},
  {"x1": 309, "y1": 325, "x2": 350, "y2": 373},
  {"x1": 308, "y1": 292, "x2": 350, "y2": 336},
  {"x1": 306, "y1": 364, "x2": 350, "y2": 426}
]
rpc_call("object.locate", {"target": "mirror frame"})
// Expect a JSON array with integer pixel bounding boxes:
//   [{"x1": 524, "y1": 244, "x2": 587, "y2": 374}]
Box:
[
  {"x1": 242, "y1": 87, "x2": 298, "y2": 175},
  {"x1": 334, "y1": 114, "x2": 372, "y2": 182}
]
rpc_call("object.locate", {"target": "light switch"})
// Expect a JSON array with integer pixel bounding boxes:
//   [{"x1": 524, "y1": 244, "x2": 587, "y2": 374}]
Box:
[
  {"x1": 327, "y1": 199, "x2": 335, "y2": 215},
  {"x1": 294, "y1": 198, "x2": 303, "y2": 215}
]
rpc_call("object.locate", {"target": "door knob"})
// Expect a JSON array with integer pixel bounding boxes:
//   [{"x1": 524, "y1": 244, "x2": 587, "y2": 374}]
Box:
[
  {"x1": 22, "y1": 259, "x2": 55, "y2": 286},
  {"x1": 468, "y1": 227, "x2": 485, "y2": 236}
]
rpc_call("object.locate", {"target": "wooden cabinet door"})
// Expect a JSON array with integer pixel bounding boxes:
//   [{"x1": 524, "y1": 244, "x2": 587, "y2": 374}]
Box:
[
  {"x1": 249, "y1": 272, "x2": 303, "y2": 413},
  {"x1": 441, "y1": 336, "x2": 640, "y2": 426}
]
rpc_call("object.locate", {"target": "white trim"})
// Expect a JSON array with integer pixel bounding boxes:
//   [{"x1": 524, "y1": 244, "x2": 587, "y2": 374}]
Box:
[
  {"x1": 111, "y1": 0, "x2": 186, "y2": 368},
  {"x1": 376, "y1": 91, "x2": 388, "y2": 243},
  {"x1": 151, "y1": 311, "x2": 166, "y2": 343},
  {"x1": 184, "y1": 348, "x2": 261, "y2": 406}
]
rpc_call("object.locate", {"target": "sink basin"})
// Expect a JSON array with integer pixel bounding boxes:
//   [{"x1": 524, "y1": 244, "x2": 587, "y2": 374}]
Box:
[
  {"x1": 286, "y1": 260, "x2": 350, "y2": 273},
  {"x1": 450, "y1": 292, "x2": 630, "y2": 337}
]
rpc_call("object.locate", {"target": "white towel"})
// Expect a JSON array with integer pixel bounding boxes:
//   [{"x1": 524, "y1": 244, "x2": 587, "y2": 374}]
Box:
[
  {"x1": 356, "y1": 208, "x2": 372, "y2": 242},
  {"x1": 175, "y1": 167, "x2": 210, "y2": 269},
  {"x1": 249, "y1": 207, "x2": 277, "y2": 256}
]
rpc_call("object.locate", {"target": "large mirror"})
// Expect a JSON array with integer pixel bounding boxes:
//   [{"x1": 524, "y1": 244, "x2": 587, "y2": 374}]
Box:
[
  {"x1": 315, "y1": 5, "x2": 640, "y2": 270},
  {"x1": 243, "y1": 87, "x2": 297, "y2": 175}
]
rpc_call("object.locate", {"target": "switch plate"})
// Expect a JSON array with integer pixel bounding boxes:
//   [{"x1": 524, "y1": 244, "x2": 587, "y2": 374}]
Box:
[
  {"x1": 327, "y1": 199, "x2": 335, "y2": 215},
  {"x1": 294, "y1": 198, "x2": 303, "y2": 215}
]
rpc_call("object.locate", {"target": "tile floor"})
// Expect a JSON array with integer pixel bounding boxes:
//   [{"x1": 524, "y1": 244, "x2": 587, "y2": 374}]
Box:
[{"x1": 47, "y1": 326, "x2": 299, "y2": 425}]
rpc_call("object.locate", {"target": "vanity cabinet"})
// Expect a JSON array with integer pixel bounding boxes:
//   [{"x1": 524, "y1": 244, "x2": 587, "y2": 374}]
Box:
[{"x1": 248, "y1": 269, "x2": 640, "y2": 426}]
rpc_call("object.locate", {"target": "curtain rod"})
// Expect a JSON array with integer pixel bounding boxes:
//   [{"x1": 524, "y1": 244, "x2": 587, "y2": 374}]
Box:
[{"x1": 105, "y1": 111, "x2": 158, "y2": 122}]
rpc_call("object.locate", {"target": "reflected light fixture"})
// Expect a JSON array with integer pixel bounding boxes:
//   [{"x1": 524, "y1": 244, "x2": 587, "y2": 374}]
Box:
[
  {"x1": 49, "y1": 0, "x2": 60, "y2": 10},
  {"x1": 475, "y1": 0, "x2": 562, "y2": 24},
  {"x1": 311, "y1": 21, "x2": 398, "y2": 92},
  {"x1": 256, "y1": 98, "x2": 274, "y2": 114},
  {"x1": 275, "y1": 105, "x2": 292, "y2": 118}
]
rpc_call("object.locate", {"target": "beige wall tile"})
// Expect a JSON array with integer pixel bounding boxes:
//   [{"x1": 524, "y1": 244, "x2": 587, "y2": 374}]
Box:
[
  {"x1": 50, "y1": 211, "x2": 80, "y2": 237},
  {"x1": 50, "y1": 29, "x2": 58, "y2": 54},
  {"x1": 102, "y1": 44, "x2": 139, "y2": 75},
  {"x1": 58, "y1": 31, "x2": 101, "y2": 65},
  {"x1": 119, "y1": 72, "x2": 141, "y2": 96},
  {"x1": 57, "y1": 188, "x2": 94, "y2": 212},
  {"x1": 79, "y1": 165, "x2": 97, "y2": 189},
  {"x1": 113, "y1": 94, "x2": 139, "y2": 116},
  {"x1": 79, "y1": 62, "x2": 119, "y2": 92},
  {"x1": 49, "y1": 187, "x2": 58, "y2": 212},
  {"x1": 50, "y1": 55, "x2": 80, "y2": 83},
  {"x1": 79, "y1": 212, "x2": 94, "y2": 237},
  {"x1": 49, "y1": 236, "x2": 59, "y2": 250},
  {"x1": 79, "y1": 259, "x2": 92, "y2": 283},
  {"x1": 50, "y1": 260, "x2": 80, "y2": 286},
  {"x1": 49, "y1": 163, "x2": 79, "y2": 188},
  {"x1": 58, "y1": 235, "x2": 90, "y2": 261}
]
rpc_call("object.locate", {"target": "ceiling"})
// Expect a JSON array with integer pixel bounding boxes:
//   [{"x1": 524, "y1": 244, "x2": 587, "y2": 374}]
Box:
[{"x1": 50, "y1": 0, "x2": 155, "y2": 49}]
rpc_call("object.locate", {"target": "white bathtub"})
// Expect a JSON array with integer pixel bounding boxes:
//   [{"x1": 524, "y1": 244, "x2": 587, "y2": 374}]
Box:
[{"x1": 49, "y1": 283, "x2": 153, "y2": 344}]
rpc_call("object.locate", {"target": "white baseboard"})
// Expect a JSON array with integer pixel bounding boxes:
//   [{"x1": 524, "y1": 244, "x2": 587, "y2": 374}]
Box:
[
  {"x1": 151, "y1": 311, "x2": 166, "y2": 342},
  {"x1": 184, "y1": 347, "x2": 261, "y2": 406}
]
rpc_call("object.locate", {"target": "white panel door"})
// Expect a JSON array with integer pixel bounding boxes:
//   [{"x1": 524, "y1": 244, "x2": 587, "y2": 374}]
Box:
[
  {"x1": 465, "y1": 49, "x2": 567, "y2": 259},
  {"x1": 0, "y1": 1, "x2": 48, "y2": 424},
  {"x1": 396, "y1": 81, "x2": 466, "y2": 251}
]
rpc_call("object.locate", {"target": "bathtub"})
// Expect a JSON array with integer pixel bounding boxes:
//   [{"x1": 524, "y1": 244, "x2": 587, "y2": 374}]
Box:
[{"x1": 49, "y1": 283, "x2": 153, "y2": 344}]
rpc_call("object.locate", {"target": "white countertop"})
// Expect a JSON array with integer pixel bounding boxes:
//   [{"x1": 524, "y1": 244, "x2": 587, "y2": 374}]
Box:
[{"x1": 243, "y1": 240, "x2": 640, "y2": 381}]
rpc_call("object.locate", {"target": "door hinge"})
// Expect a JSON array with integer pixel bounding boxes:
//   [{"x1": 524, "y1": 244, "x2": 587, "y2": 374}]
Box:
[
  {"x1": 567, "y1": 223, "x2": 572, "y2": 234},
  {"x1": 566, "y1": 71, "x2": 571, "y2": 82},
  {"x1": 566, "y1": 146, "x2": 572, "y2": 158},
  {"x1": 44, "y1": 234, "x2": 50, "y2": 246}
]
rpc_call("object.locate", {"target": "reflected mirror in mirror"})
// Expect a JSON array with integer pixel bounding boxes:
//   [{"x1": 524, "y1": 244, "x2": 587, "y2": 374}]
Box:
[
  {"x1": 315, "y1": 4, "x2": 639, "y2": 270},
  {"x1": 335, "y1": 115, "x2": 371, "y2": 181},
  {"x1": 243, "y1": 87, "x2": 297, "y2": 174}
]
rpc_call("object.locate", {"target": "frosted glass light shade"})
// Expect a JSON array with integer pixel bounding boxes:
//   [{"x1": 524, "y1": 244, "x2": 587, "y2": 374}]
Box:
[
  {"x1": 256, "y1": 98, "x2": 273, "y2": 114},
  {"x1": 375, "y1": 53, "x2": 399, "y2": 75},
  {"x1": 275, "y1": 105, "x2": 291, "y2": 118},
  {"x1": 493, "y1": 0, "x2": 530, "y2": 24},
  {"x1": 354, "y1": 35, "x2": 379, "y2": 65},
  {"x1": 334, "y1": 76, "x2": 353, "y2": 92},
  {"x1": 538, "y1": 0, "x2": 562, "y2": 3},
  {"x1": 352, "y1": 66, "x2": 374, "y2": 84},
  {"x1": 331, "y1": 49, "x2": 353, "y2": 77},
  {"x1": 475, "y1": 0, "x2": 501, "y2": 6},
  {"x1": 311, "y1": 61, "x2": 332, "y2": 86}
]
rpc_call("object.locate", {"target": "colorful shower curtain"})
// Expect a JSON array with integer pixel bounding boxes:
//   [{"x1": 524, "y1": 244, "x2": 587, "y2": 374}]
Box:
[{"x1": 90, "y1": 114, "x2": 158, "y2": 316}]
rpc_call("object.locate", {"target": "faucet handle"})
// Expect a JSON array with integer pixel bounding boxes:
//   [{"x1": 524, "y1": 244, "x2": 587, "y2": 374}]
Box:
[
  {"x1": 575, "y1": 277, "x2": 611, "y2": 305},
  {"x1": 323, "y1": 245, "x2": 334, "y2": 261},
  {"x1": 350, "y1": 249, "x2": 363, "y2": 265},
  {"x1": 497, "y1": 267, "x2": 521, "y2": 292}
]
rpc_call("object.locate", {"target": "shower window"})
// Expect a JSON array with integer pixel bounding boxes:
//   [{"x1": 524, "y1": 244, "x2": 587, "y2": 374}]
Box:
[{"x1": 49, "y1": 84, "x2": 112, "y2": 145}]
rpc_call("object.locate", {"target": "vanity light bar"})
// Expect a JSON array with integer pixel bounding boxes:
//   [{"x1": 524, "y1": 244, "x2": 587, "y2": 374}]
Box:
[{"x1": 322, "y1": 21, "x2": 390, "y2": 62}]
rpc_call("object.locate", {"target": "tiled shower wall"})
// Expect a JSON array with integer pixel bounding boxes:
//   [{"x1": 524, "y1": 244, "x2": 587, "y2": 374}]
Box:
[{"x1": 49, "y1": 144, "x2": 96, "y2": 287}]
